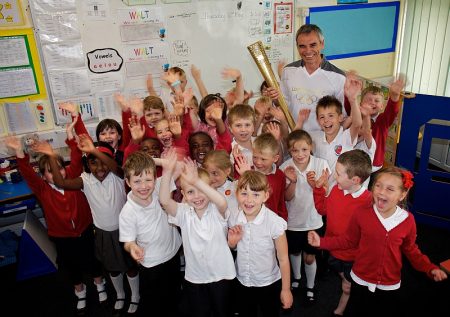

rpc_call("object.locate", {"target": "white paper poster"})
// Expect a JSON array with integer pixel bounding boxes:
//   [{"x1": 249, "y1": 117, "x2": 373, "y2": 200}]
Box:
[
  {"x1": 48, "y1": 68, "x2": 91, "y2": 97},
  {"x1": 82, "y1": 0, "x2": 110, "y2": 21},
  {"x1": 0, "y1": 67, "x2": 37, "y2": 98},
  {"x1": 0, "y1": 36, "x2": 29, "y2": 67},
  {"x1": 4, "y1": 101, "x2": 38, "y2": 134},
  {"x1": 42, "y1": 42, "x2": 85, "y2": 69}
]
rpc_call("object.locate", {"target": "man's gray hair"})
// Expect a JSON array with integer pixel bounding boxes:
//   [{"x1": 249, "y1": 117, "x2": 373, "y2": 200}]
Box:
[{"x1": 296, "y1": 24, "x2": 324, "y2": 43}]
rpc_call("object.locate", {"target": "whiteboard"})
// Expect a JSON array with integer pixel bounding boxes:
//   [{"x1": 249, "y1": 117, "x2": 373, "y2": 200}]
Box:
[{"x1": 77, "y1": 0, "x2": 295, "y2": 98}]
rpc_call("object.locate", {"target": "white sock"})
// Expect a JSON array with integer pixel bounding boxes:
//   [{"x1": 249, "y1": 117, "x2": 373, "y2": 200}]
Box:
[
  {"x1": 127, "y1": 274, "x2": 140, "y2": 314},
  {"x1": 110, "y1": 273, "x2": 125, "y2": 310},
  {"x1": 290, "y1": 253, "x2": 302, "y2": 282},
  {"x1": 95, "y1": 279, "x2": 108, "y2": 302},
  {"x1": 75, "y1": 284, "x2": 87, "y2": 310},
  {"x1": 305, "y1": 260, "x2": 317, "y2": 289}
]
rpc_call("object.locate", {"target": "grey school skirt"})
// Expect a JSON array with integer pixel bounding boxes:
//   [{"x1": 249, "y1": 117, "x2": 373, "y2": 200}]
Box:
[{"x1": 94, "y1": 226, "x2": 136, "y2": 272}]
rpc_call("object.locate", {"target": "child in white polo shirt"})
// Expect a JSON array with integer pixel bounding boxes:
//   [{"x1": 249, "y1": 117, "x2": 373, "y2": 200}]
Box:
[
  {"x1": 280, "y1": 129, "x2": 330, "y2": 302},
  {"x1": 228, "y1": 170, "x2": 293, "y2": 317},
  {"x1": 306, "y1": 74, "x2": 363, "y2": 192},
  {"x1": 159, "y1": 150, "x2": 236, "y2": 317},
  {"x1": 119, "y1": 151, "x2": 182, "y2": 317}
]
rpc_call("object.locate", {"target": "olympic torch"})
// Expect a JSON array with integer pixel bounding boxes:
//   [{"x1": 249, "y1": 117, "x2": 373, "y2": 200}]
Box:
[{"x1": 247, "y1": 41, "x2": 296, "y2": 131}]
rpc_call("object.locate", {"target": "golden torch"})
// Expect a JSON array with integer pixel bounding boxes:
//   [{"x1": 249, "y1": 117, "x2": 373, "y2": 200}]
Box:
[{"x1": 247, "y1": 41, "x2": 296, "y2": 130}]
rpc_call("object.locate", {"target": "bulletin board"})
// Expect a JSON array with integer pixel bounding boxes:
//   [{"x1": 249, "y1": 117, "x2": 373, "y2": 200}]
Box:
[
  {"x1": 0, "y1": 28, "x2": 47, "y2": 101},
  {"x1": 306, "y1": 1, "x2": 400, "y2": 60},
  {"x1": 27, "y1": 0, "x2": 295, "y2": 126}
]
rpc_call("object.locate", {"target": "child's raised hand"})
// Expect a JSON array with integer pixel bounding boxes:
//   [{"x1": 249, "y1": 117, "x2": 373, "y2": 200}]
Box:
[
  {"x1": 298, "y1": 109, "x2": 311, "y2": 125},
  {"x1": 232, "y1": 144, "x2": 242, "y2": 161},
  {"x1": 306, "y1": 171, "x2": 316, "y2": 188},
  {"x1": 266, "y1": 122, "x2": 281, "y2": 141},
  {"x1": 168, "y1": 114, "x2": 182, "y2": 137},
  {"x1": 65, "y1": 115, "x2": 78, "y2": 140},
  {"x1": 4, "y1": 135, "x2": 22, "y2": 152},
  {"x1": 270, "y1": 106, "x2": 287, "y2": 122},
  {"x1": 31, "y1": 140, "x2": 54, "y2": 156},
  {"x1": 308, "y1": 230, "x2": 321, "y2": 247},
  {"x1": 431, "y1": 269, "x2": 447, "y2": 282},
  {"x1": 389, "y1": 74, "x2": 406, "y2": 102},
  {"x1": 146, "y1": 74, "x2": 155, "y2": 92},
  {"x1": 160, "y1": 147, "x2": 178, "y2": 173},
  {"x1": 234, "y1": 154, "x2": 251, "y2": 176},
  {"x1": 227, "y1": 225, "x2": 243, "y2": 248},
  {"x1": 114, "y1": 93, "x2": 129, "y2": 112},
  {"x1": 344, "y1": 71, "x2": 362, "y2": 100},
  {"x1": 190, "y1": 64, "x2": 201, "y2": 79},
  {"x1": 210, "y1": 105, "x2": 223, "y2": 122},
  {"x1": 284, "y1": 166, "x2": 297, "y2": 184},
  {"x1": 58, "y1": 102, "x2": 78, "y2": 117},
  {"x1": 314, "y1": 168, "x2": 330, "y2": 190},
  {"x1": 181, "y1": 157, "x2": 199, "y2": 185},
  {"x1": 280, "y1": 289, "x2": 293, "y2": 309},
  {"x1": 129, "y1": 114, "x2": 145, "y2": 143},
  {"x1": 182, "y1": 88, "x2": 194, "y2": 107},
  {"x1": 277, "y1": 60, "x2": 286, "y2": 79},
  {"x1": 162, "y1": 71, "x2": 180, "y2": 86},
  {"x1": 221, "y1": 67, "x2": 241, "y2": 80},
  {"x1": 77, "y1": 134, "x2": 95, "y2": 153},
  {"x1": 264, "y1": 87, "x2": 279, "y2": 100},
  {"x1": 129, "y1": 96, "x2": 144, "y2": 116}
]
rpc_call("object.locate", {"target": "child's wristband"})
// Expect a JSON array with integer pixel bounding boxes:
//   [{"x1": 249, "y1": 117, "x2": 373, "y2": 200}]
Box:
[{"x1": 171, "y1": 80, "x2": 181, "y2": 87}]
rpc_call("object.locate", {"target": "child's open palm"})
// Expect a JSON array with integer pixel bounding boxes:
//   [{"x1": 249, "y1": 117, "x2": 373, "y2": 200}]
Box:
[
  {"x1": 129, "y1": 114, "x2": 145, "y2": 142},
  {"x1": 4, "y1": 135, "x2": 22, "y2": 152},
  {"x1": 284, "y1": 166, "x2": 297, "y2": 183},
  {"x1": 168, "y1": 115, "x2": 182, "y2": 136},
  {"x1": 266, "y1": 122, "x2": 281, "y2": 141},
  {"x1": 227, "y1": 225, "x2": 243, "y2": 247},
  {"x1": 58, "y1": 102, "x2": 78, "y2": 116},
  {"x1": 31, "y1": 140, "x2": 54, "y2": 156},
  {"x1": 114, "y1": 93, "x2": 129, "y2": 112},
  {"x1": 181, "y1": 158, "x2": 199, "y2": 185},
  {"x1": 344, "y1": 71, "x2": 362, "y2": 100},
  {"x1": 210, "y1": 105, "x2": 223, "y2": 122},
  {"x1": 77, "y1": 134, "x2": 95, "y2": 154},
  {"x1": 389, "y1": 75, "x2": 406, "y2": 102}
]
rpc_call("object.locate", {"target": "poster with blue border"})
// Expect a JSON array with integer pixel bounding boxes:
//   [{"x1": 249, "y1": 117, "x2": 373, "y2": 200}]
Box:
[{"x1": 306, "y1": 1, "x2": 399, "y2": 60}]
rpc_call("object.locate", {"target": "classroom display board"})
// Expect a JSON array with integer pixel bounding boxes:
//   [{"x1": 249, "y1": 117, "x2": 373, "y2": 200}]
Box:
[
  {"x1": 306, "y1": 1, "x2": 400, "y2": 59},
  {"x1": 28, "y1": 0, "x2": 295, "y2": 126}
]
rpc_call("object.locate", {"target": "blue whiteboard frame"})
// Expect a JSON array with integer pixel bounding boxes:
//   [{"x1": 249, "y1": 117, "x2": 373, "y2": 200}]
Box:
[{"x1": 306, "y1": 1, "x2": 400, "y2": 60}]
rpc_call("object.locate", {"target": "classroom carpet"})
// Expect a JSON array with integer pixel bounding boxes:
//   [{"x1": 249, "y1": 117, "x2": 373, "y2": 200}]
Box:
[{"x1": 1, "y1": 222, "x2": 449, "y2": 317}]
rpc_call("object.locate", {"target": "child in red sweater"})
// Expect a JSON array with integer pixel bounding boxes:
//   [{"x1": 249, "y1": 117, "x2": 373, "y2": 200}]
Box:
[
  {"x1": 312, "y1": 149, "x2": 373, "y2": 316},
  {"x1": 309, "y1": 166, "x2": 447, "y2": 317},
  {"x1": 5, "y1": 130, "x2": 106, "y2": 313}
]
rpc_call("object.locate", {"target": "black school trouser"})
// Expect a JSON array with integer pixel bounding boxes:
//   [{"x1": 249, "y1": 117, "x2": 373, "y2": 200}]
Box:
[
  {"x1": 138, "y1": 252, "x2": 181, "y2": 317},
  {"x1": 237, "y1": 279, "x2": 281, "y2": 317},
  {"x1": 184, "y1": 278, "x2": 232, "y2": 317}
]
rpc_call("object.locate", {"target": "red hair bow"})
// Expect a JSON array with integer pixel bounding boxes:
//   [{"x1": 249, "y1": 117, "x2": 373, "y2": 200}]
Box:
[{"x1": 401, "y1": 170, "x2": 414, "y2": 190}]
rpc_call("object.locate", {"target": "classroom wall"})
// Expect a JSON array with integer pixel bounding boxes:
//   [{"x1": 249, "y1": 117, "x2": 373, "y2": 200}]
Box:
[{"x1": 1, "y1": 0, "x2": 405, "y2": 158}]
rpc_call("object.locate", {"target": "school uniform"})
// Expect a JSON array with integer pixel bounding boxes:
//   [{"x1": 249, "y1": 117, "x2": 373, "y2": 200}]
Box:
[
  {"x1": 217, "y1": 180, "x2": 238, "y2": 214},
  {"x1": 169, "y1": 202, "x2": 236, "y2": 317},
  {"x1": 119, "y1": 181, "x2": 182, "y2": 317},
  {"x1": 265, "y1": 165, "x2": 289, "y2": 221},
  {"x1": 310, "y1": 127, "x2": 357, "y2": 192},
  {"x1": 229, "y1": 206, "x2": 287, "y2": 317},
  {"x1": 280, "y1": 156, "x2": 329, "y2": 254}
]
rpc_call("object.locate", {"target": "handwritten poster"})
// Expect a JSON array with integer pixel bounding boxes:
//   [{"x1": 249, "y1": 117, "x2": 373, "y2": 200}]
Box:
[
  {"x1": 0, "y1": 67, "x2": 38, "y2": 98},
  {"x1": 4, "y1": 101, "x2": 38, "y2": 134}
]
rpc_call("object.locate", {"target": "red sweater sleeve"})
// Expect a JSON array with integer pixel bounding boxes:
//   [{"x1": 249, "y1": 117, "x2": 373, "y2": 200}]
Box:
[
  {"x1": 17, "y1": 154, "x2": 46, "y2": 197},
  {"x1": 121, "y1": 110, "x2": 132, "y2": 151},
  {"x1": 375, "y1": 98, "x2": 400, "y2": 130},
  {"x1": 215, "y1": 128, "x2": 232, "y2": 154},
  {"x1": 313, "y1": 186, "x2": 327, "y2": 216},
  {"x1": 401, "y1": 215, "x2": 439, "y2": 279},
  {"x1": 65, "y1": 138, "x2": 83, "y2": 178},
  {"x1": 278, "y1": 172, "x2": 288, "y2": 221},
  {"x1": 73, "y1": 114, "x2": 91, "y2": 140},
  {"x1": 321, "y1": 211, "x2": 361, "y2": 251}
]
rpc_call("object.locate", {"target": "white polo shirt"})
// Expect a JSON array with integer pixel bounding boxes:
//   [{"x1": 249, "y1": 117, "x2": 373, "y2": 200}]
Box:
[
  {"x1": 81, "y1": 172, "x2": 126, "y2": 231},
  {"x1": 229, "y1": 205, "x2": 287, "y2": 287},
  {"x1": 355, "y1": 136, "x2": 377, "y2": 188},
  {"x1": 217, "y1": 179, "x2": 238, "y2": 214},
  {"x1": 280, "y1": 156, "x2": 329, "y2": 231},
  {"x1": 119, "y1": 190, "x2": 182, "y2": 268},
  {"x1": 169, "y1": 202, "x2": 236, "y2": 284},
  {"x1": 310, "y1": 127, "x2": 357, "y2": 192}
]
